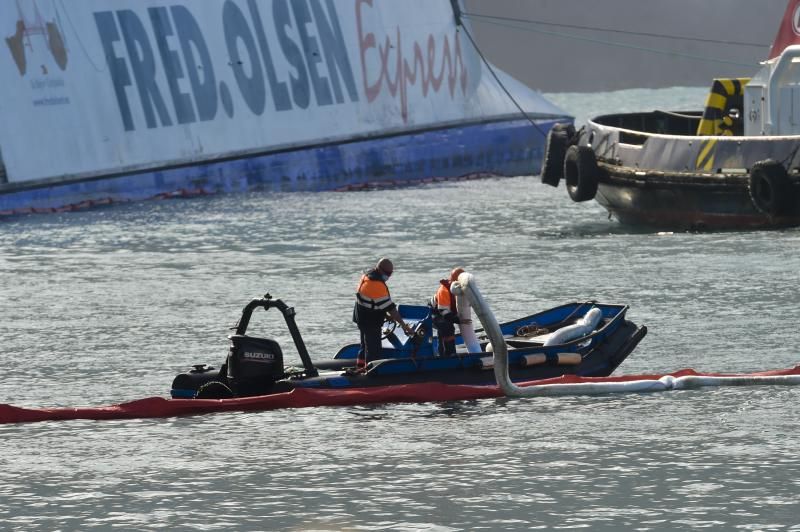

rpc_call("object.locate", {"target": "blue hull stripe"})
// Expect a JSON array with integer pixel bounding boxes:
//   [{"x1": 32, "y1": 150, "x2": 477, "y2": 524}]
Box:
[{"x1": 0, "y1": 118, "x2": 559, "y2": 214}]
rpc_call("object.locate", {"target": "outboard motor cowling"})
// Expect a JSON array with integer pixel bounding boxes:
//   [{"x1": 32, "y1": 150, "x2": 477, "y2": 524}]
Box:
[{"x1": 226, "y1": 335, "x2": 285, "y2": 396}]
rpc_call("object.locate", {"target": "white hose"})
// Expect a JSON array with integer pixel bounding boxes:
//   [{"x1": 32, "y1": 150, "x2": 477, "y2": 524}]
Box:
[
  {"x1": 453, "y1": 282, "x2": 482, "y2": 353},
  {"x1": 452, "y1": 272, "x2": 800, "y2": 397}
]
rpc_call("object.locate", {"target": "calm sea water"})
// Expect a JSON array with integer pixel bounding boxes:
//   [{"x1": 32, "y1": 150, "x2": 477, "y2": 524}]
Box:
[{"x1": 2, "y1": 87, "x2": 800, "y2": 531}]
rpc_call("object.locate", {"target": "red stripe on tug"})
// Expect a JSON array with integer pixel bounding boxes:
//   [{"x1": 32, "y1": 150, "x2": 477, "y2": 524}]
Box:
[
  {"x1": 769, "y1": 0, "x2": 800, "y2": 59},
  {"x1": 2, "y1": 365, "x2": 800, "y2": 425}
]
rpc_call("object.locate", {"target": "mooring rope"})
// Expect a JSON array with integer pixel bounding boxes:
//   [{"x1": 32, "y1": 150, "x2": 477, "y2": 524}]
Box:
[{"x1": 458, "y1": 19, "x2": 551, "y2": 137}]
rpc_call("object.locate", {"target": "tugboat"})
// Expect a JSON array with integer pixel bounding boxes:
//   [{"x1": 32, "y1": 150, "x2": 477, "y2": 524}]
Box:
[
  {"x1": 541, "y1": 0, "x2": 800, "y2": 230},
  {"x1": 171, "y1": 285, "x2": 646, "y2": 399}
]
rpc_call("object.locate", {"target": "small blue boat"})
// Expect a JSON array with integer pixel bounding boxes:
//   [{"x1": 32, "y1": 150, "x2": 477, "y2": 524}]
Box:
[{"x1": 171, "y1": 294, "x2": 647, "y2": 399}]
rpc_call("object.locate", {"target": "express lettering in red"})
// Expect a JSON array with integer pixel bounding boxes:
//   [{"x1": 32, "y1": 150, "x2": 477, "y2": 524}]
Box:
[{"x1": 356, "y1": 0, "x2": 468, "y2": 122}]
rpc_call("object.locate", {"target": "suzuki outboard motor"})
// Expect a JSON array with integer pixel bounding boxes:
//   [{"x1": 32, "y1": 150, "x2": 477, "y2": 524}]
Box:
[
  {"x1": 171, "y1": 294, "x2": 318, "y2": 399},
  {"x1": 226, "y1": 335, "x2": 286, "y2": 396}
]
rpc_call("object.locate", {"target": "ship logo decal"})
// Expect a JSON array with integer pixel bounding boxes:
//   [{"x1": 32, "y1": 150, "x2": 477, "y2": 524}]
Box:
[{"x1": 4, "y1": 0, "x2": 68, "y2": 76}]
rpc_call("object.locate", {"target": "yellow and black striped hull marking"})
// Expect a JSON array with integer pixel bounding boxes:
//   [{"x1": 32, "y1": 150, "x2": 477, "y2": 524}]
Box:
[
  {"x1": 696, "y1": 138, "x2": 718, "y2": 171},
  {"x1": 696, "y1": 78, "x2": 750, "y2": 136}
]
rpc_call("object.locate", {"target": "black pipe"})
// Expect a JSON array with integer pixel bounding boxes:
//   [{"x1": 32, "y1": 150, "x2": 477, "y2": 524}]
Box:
[
  {"x1": 234, "y1": 298, "x2": 263, "y2": 335},
  {"x1": 273, "y1": 299, "x2": 318, "y2": 378},
  {"x1": 234, "y1": 296, "x2": 318, "y2": 377}
]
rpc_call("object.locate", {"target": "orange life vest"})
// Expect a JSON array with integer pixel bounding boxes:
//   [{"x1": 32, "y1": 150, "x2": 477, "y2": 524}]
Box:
[
  {"x1": 432, "y1": 279, "x2": 457, "y2": 317},
  {"x1": 355, "y1": 270, "x2": 393, "y2": 311}
]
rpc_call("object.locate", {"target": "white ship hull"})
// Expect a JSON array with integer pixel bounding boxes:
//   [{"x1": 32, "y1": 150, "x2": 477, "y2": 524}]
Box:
[{"x1": 0, "y1": 0, "x2": 569, "y2": 214}]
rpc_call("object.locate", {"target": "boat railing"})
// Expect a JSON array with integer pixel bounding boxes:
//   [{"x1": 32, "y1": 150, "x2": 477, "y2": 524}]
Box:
[{"x1": 593, "y1": 110, "x2": 703, "y2": 136}]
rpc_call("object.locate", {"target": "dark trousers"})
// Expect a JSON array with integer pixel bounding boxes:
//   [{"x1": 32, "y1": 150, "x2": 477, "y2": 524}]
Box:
[
  {"x1": 434, "y1": 319, "x2": 456, "y2": 357},
  {"x1": 357, "y1": 324, "x2": 382, "y2": 366}
]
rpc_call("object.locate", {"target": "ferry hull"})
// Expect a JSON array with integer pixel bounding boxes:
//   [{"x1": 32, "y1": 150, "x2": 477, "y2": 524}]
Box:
[
  {"x1": 1, "y1": 117, "x2": 549, "y2": 214},
  {"x1": 0, "y1": 0, "x2": 568, "y2": 215}
]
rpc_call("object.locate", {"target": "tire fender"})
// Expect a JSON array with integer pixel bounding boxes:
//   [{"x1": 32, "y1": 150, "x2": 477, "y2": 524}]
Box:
[
  {"x1": 540, "y1": 123, "x2": 574, "y2": 187},
  {"x1": 195, "y1": 381, "x2": 234, "y2": 399},
  {"x1": 564, "y1": 145, "x2": 599, "y2": 202},
  {"x1": 748, "y1": 160, "x2": 792, "y2": 216}
]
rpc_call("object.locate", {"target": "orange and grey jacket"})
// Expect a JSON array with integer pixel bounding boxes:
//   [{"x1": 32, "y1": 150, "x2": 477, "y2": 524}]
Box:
[
  {"x1": 354, "y1": 269, "x2": 396, "y2": 324},
  {"x1": 432, "y1": 279, "x2": 457, "y2": 318}
]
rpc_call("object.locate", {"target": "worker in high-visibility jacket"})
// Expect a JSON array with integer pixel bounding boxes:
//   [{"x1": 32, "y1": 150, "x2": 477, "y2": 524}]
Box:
[
  {"x1": 353, "y1": 258, "x2": 413, "y2": 369},
  {"x1": 431, "y1": 267, "x2": 464, "y2": 357}
]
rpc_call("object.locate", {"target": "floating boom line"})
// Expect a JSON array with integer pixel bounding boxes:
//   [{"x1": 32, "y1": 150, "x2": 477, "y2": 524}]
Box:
[{"x1": 452, "y1": 272, "x2": 800, "y2": 397}]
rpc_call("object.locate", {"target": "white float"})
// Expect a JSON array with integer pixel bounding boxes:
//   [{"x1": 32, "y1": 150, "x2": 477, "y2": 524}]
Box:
[
  {"x1": 453, "y1": 281, "x2": 482, "y2": 353},
  {"x1": 543, "y1": 307, "x2": 602, "y2": 346}
]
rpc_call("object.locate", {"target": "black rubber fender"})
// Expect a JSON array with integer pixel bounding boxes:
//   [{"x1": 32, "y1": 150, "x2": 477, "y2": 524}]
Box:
[
  {"x1": 563, "y1": 145, "x2": 599, "y2": 202},
  {"x1": 540, "y1": 123, "x2": 574, "y2": 187},
  {"x1": 748, "y1": 160, "x2": 793, "y2": 216},
  {"x1": 195, "y1": 381, "x2": 235, "y2": 399}
]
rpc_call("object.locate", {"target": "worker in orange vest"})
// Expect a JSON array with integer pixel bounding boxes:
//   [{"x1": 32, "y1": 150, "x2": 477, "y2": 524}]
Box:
[
  {"x1": 353, "y1": 258, "x2": 413, "y2": 369},
  {"x1": 431, "y1": 267, "x2": 465, "y2": 357}
]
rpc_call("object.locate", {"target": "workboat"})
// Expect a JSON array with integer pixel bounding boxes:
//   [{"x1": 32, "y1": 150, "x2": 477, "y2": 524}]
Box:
[
  {"x1": 540, "y1": 0, "x2": 800, "y2": 230},
  {"x1": 170, "y1": 289, "x2": 647, "y2": 399},
  {"x1": 7, "y1": 274, "x2": 800, "y2": 425}
]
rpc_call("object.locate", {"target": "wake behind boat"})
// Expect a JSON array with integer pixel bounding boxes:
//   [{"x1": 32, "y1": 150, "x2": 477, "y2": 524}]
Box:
[{"x1": 170, "y1": 292, "x2": 647, "y2": 399}]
